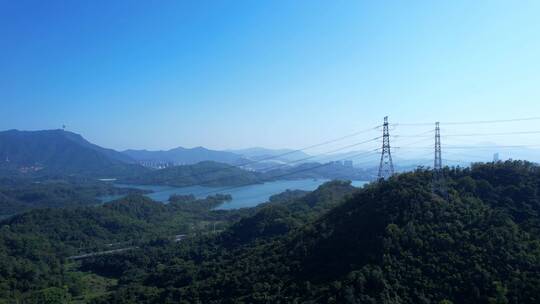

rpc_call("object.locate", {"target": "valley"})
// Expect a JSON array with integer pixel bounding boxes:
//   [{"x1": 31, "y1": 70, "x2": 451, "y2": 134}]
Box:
[
  {"x1": 1, "y1": 161, "x2": 540, "y2": 303},
  {"x1": 99, "y1": 179, "x2": 369, "y2": 209},
  {"x1": 2, "y1": 3, "x2": 539, "y2": 303}
]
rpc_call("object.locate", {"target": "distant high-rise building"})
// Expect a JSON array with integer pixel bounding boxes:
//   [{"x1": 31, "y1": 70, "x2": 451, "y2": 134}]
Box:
[
  {"x1": 493, "y1": 153, "x2": 500, "y2": 162},
  {"x1": 330, "y1": 161, "x2": 343, "y2": 166},
  {"x1": 344, "y1": 160, "x2": 353, "y2": 168}
]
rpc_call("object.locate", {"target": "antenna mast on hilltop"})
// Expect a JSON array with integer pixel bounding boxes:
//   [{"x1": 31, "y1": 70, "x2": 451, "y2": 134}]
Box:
[{"x1": 378, "y1": 116, "x2": 394, "y2": 180}]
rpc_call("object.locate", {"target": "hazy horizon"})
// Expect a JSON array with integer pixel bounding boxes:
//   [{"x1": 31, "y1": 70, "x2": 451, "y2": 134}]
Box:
[{"x1": 2, "y1": 1, "x2": 540, "y2": 152}]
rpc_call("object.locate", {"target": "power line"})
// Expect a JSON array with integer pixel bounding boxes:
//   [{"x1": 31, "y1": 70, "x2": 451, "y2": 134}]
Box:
[
  {"x1": 150, "y1": 125, "x2": 382, "y2": 183},
  {"x1": 441, "y1": 117, "x2": 540, "y2": 125},
  {"x1": 399, "y1": 144, "x2": 540, "y2": 150},
  {"x1": 159, "y1": 137, "x2": 383, "y2": 191},
  {"x1": 442, "y1": 130, "x2": 540, "y2": 137},
  {"x1": 130, "y1": 115, "x2": 540, "y2": 202},
  {"x1": 443, "y1": 151, "x2": 491, "y2": 160},
  {"x1": 197, "y1": 149, "x2": 381, "y2": 197},
  {"x1": 392, "y1": 130, "x2": 540, "y2": 138},
  {"x1": 393, "y1": 116, "x2": 540, "y2": 127},
  {"x1": 234, "y1": 125, "x2": 381, "y2": 165},
  {"x1": 392, "y1": 136, "x2": 435, "y2": 148}
]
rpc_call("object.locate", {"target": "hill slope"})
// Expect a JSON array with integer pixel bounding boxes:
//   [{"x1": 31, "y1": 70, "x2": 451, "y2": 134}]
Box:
[
  {"x1": 120, "y1": 161, "x2": 261, "y2": 187},
  {"x1": 0, "y1": 129, "x2": 145, "y2": 177},
  {"x1": 89, "y1": 161, "x2": 540, "y2": 304},
  {"x1": 0, "y1": 194, "x2": 239, "y2": 301}
]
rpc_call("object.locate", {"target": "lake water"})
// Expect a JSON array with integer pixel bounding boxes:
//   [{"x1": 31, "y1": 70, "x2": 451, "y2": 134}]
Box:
[{"x1": 99, "y1": 179, "x2": 369, "y2": 210}]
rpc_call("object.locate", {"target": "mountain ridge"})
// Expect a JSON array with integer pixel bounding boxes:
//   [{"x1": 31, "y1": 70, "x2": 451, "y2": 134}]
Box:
[
  {"x1": 0, "y1": 129, "x2": 145, "y2": 177},
  {"x1": 84, "y1": 160, "x2": 540, "y2": 304},
  {"x1": 122, "y1": 146, "x2": 245, "y2": 165}
]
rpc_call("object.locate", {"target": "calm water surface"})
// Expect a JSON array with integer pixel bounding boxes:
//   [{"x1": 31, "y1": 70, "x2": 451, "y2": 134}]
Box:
[{"x1": 100, "y1": 179, "x2": 369, "y2": 210}]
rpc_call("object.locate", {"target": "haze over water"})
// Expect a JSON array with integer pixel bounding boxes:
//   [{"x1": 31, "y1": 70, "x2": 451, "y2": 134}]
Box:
[{"x1": 101, "y1": 179, "x2": 369, "y2": 209}]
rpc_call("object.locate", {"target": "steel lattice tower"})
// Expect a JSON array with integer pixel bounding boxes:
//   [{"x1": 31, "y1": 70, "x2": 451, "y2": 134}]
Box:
[
  {"x1": 432, "y1": 122, "x2": 447, "y2": 198},
  {"x1": 434, "y1": 122, "x2": 442, "y2": 170},
  {"x1": 378, "y1": 116, "x2": 394, "y2": 180}
]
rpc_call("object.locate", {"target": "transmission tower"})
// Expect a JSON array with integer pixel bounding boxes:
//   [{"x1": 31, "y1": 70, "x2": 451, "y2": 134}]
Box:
[
  {"x1": 378, "y1": 116, "x2": 394, "y2": 180},
  {"x1": 434, "y1": 122, "x2": 442, "y2": 170},
  {"x1": 432, "y1": 122, "x2": 447, "y2": 198}
]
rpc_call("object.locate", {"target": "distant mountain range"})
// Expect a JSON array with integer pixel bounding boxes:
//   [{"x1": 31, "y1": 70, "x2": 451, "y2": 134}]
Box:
[
  {"x1": 123, "y1": 147, "x2": 245, "y2": 166},
  {"x1": 121, "y1": 160, "x2": 374, "y2": 187},
  {"x1": 123, "y1": 147, "x2": 311, "y2": 169},
  {"x1": 3, "y1": 129, "x2": 524, "y2": 182},
  {"x1": 0, "y1": 130, "x2": 368, "y2": 182},
  {"x1": 0, "y1": 129, "x2": 340, "y2": 180}
]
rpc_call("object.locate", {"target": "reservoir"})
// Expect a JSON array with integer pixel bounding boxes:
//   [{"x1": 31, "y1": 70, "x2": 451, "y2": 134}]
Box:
[{"x1": 100, "y1": 179, "x2": 369, "y2": 209}]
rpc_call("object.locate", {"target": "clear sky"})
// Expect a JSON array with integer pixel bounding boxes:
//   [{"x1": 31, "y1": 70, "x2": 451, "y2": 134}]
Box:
[{"x1": 1, "y1": 0, "x2": 540, "y2": 151}]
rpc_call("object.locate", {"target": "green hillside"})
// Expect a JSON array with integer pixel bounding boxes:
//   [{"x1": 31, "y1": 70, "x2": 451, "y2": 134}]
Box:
[
  {"x1": 2, "y1": 161, "x2": 540, "y2": 303},
  {"x1": 120, "y1": 161, "x2": 261, "y2": 187},
  {"x1": 86, "y1": 161, "x2": 540, "y2": 304},
  {"x1": 0, "y1": 177, "x2": 146, "y2": 219},
  {"x1": 0, "y1": 194, "x2": 241, "y2": 302},
  {"x1": 0, "y1": 129, "x2": 147, "y2": 178}
]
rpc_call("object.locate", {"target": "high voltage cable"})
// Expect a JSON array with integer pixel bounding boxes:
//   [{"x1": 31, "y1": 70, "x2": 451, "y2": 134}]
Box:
[
  {"x1": 144, "y1": 116, "x2": 539, "y2": 182},
  {"x1": 442, "y1": 130, "x2": 540, "y2": 137},
  {"x1": 199, "y1": 149, "x2": 381, "y2": 198},
  {"x1": 253, "y1": 136, "x2": 382, "y2": 170},
  {"x1": 397, "y1": 144, "x2": 540, "y2": 150},
  {"x1": 197, "y1": 149, "x2": 381, "y2": 197},
  {"x1": 133, "y1": 116, "x2": 540, "y2": 201},
  {"x1": 352, "y1": 159, "x2": 381, "y2": 168},
  {"x1": 392, "y1": 116, "x2": 540, "y2": 127},
  {"x1": 392, "y1": 135, "x2": 438, "y2": 151},
  {"x1": 157, "y1": 125, "x2": 382, "y2": 181},
  {"x1": 442, "y1": 117, "x2": 540, "y2": 125},
  {"x1": 167, "y1": 137, "x2": 383, "y2": 190},
  {"x1": 443, "y1": 151, "x2": 490, "y2": 160},
  {"x1": 391, "y1": 130, "x2": 540, "y2": 139},
  {"x1": 392, "y1": 130, "x2": 540, "y2": 151},
  {"x1": 392, "y1": 129, "x2": 435, "y2": 138},
  {"x1": 392, "y1": 136, "x2": 434, "y2": 148},
  {"x1": 233, "y1": 125, "x2": 381, "y2": 165}
]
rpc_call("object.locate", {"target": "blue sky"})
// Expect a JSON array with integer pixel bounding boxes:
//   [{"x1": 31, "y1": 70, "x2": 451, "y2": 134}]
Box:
[{"x1": 1, "y1": 1, "x2": 540, "y2": 151}]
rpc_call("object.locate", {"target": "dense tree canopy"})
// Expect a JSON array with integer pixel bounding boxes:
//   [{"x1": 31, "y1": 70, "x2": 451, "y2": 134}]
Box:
[
  {"x1": 0, "y1": 193, "x2": 241, "y2": 302},
  {"x1": 1, "y1": 161, "x2": 540, "y2": 303},
  {"x1": 87, "y1": 161, "x2": 540, "y2": 304},
  {"x1": 0, "y1": 177, "x2": 145, "y2": 219}
]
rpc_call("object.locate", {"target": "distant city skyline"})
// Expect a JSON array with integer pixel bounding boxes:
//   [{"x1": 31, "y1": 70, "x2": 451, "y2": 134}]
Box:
[{"x1": 2, "y1": 1, "x2": 540, "y2": 151}]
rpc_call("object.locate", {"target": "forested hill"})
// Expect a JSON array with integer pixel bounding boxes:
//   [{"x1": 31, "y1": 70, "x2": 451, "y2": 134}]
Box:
[
  {"x1": 0, "y1": 194, "x2": 241, "y2": 302},
  {"x1": 0, "y1": 177, "x2": 146, "y2": 219},
  {"x1": 87, "y1": 161, "x2": 540, "y2": 304},
  {"x1": 120, "y1": 160, "x2": 262, "y2": 187},
  {"x1": 0, "y1": 129, "x2": 146, "y2": 177}
]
